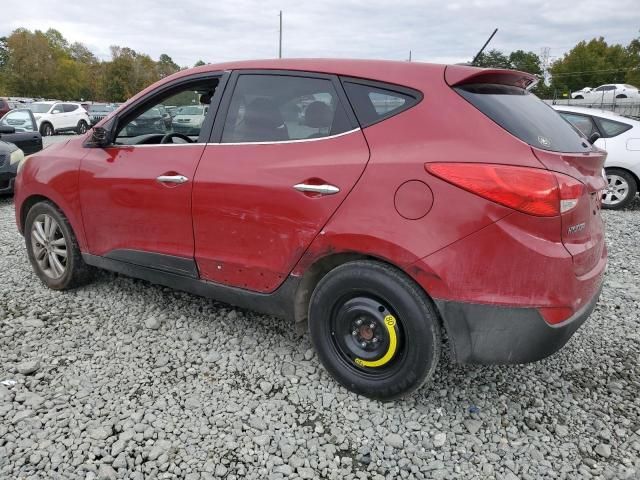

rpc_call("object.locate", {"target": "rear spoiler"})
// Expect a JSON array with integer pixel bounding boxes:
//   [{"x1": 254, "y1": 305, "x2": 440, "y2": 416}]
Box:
[{"x1": 445, "y1": 65, "x2": 538, "y2": 90}]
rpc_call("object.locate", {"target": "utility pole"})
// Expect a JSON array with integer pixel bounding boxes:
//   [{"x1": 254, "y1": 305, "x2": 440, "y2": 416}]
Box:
[
  {"x1": 408, "y1": 50, "x2": 412, "y2": 62},
  {"x1": 278, "y1": 11, "x2": 283, "y2": 59}
]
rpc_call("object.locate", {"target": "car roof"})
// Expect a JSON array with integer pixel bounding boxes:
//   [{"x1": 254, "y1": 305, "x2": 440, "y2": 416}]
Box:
[
  {"x1": 116, "y1": 59, "x2": 449, "y2": 112},
  {"x1": 552, "y1": 105, "x2": 640, "y2": 125}
]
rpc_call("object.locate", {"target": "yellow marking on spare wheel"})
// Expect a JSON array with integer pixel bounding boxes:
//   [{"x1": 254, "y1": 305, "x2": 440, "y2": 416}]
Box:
[{"x1": 355, "y1": 315, "x2": 398, "y2": 368}]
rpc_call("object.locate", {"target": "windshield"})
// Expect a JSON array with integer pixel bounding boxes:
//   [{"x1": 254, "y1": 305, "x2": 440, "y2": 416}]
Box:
[
  {"x1": 177, "y1": 106, "x2": 204, "y2": 115},
  {"x1": 30, "y1": 103, "x2": 52, "y2": 113},
  {"x1": 89, "y1": 104, "x2": 114, "y2": 113},
  {"x1": 455, "y1": 84, "x2": 593, "y2": 153}
]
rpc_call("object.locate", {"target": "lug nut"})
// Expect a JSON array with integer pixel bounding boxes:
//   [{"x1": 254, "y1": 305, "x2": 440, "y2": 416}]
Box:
[
  {"x1": 352, "y1": 330, "x2": 357, "y2": 336},
  {"x1": 369, "y1": 323, "x2": 375, "y2": 329},
  {"x1": 355, "y1": 319, "x2": 363, "y2": 326},
  {"x1": 372, "y1": 337, "x2": 378, "y2": 343},
  {"x1": 360, "y1": 342, "x2": 367, "y2": 348}
]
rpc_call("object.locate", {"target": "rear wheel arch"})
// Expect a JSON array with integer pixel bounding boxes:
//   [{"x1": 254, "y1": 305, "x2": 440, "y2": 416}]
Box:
[{"x1": 293, "y1": 252, "x2": 445, "y2": 332}]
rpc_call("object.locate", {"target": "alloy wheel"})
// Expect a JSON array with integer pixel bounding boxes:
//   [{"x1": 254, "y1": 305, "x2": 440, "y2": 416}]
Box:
[
  {"x1": 602, "y1": 174, "x2": 629, "y2": 206},
  {"x1": 30, "y1": 213, "x2": 68, "y2": 279}
]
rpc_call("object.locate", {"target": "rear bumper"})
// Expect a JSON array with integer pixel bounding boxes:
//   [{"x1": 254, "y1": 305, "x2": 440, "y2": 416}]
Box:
[{"x1": 435, "y1": 282, "x2": 603, "y2": 364}]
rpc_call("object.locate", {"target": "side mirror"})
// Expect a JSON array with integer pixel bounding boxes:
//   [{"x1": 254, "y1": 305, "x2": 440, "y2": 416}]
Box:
[
  {"x1": 85, "y1": 126, "x2": 111, "y2": 148},
  {"x1": 0, "y1": 125, "x2": 16, "y2": 134},
  {"x1": 588, "y1": 132, "x2": 601, "y2": 144}
]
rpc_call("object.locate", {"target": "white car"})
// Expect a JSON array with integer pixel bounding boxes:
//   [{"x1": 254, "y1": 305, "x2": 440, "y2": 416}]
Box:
[
  {"x1": 170, "y1": 105, "x2": 208, "y2": 136},
  {"x1": 571, "y1": 84, "x2": 639, "y2": 101},
  {"x1": 553, "y1": 105, "x2": 640, "y2": 209},
  {"x1": 29, "y1": 101, "x2": 90, "y2": 136},
  {"x1": 570, "y1": 87, "x2": 592, "y2": 99}
]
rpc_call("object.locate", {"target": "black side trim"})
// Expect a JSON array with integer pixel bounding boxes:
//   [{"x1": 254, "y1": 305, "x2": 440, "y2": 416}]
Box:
[
  {"x1": 104, "y1": 250, "x2": 199, "y2": 278},
  {"x1": 434, "y1": 284, "x2": 602, "y2": 365},
  {"x1": 83, "y1": 254, "x2": 299, "y2": 320}
]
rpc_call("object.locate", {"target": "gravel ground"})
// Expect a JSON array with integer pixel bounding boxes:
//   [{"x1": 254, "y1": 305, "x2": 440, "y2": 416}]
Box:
[{"x1": 0, "y1": 195, "x2": 639, "y2": 480}]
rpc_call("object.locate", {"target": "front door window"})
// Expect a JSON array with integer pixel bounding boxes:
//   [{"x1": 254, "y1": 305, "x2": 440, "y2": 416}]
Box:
[{"x1": 114, "y1": 80, "x2": 219, "y2": 144}]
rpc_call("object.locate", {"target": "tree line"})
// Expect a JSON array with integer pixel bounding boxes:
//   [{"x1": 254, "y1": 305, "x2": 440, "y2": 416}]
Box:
[
  {"x1": 0, "y1": 28, "x2": 206, "y2": 102},
  {"x1": 0, "y1": 28, "x2": 638, "y2": 102},
  {"x1": 473, "y1": 36, "x2": 639, "y2": 98}
]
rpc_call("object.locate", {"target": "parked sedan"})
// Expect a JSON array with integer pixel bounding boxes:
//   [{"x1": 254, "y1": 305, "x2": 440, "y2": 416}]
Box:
[
  {"x1": 572, "y1": 84, "x2": 639, "y2": 101},
  {"x1": 14, "y1": 59, "x2": 606, "y2": 399},
  {"x1": 171, "y1": 105, "x2": 208, "y2": 135},
  {"x1": 0, "y1": 109, "x2": 43, "y2": 155},
  {"x1": 554, "y1": 105, "x2": 639, "y2": 209}
]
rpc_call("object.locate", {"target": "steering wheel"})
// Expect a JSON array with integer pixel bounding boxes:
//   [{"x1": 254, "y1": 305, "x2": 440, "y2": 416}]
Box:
[{"x1": 160, "y1": 132, "x2": 194, "y2": 144}]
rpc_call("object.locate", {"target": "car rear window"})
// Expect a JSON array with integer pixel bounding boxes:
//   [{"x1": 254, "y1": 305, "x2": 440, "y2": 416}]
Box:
[
  {"x1": 342, "y1": 80, "x2": 421, "y2": 128},
  {"x1": 455, "y1": 84, "x2": 592, "y2": 153},
  {"x1": 594, "y1": 117, "x2": 632, "y2": 138}
]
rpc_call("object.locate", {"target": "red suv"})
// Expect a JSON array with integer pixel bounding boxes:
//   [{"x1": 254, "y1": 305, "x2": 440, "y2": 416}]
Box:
[{"x1": 14, "y1": 60, "x2": 607, "y2": 399}]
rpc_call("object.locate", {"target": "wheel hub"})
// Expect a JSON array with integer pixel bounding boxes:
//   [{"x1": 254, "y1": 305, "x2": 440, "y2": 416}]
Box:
[{"x1": 332, "y1": 296, "x2": 401, "y2": 370}]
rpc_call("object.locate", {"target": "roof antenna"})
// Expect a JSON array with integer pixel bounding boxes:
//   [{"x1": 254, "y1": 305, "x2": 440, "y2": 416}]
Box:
[{"x1": 471, "y1": 28, "x2": 498, "y2": 66}]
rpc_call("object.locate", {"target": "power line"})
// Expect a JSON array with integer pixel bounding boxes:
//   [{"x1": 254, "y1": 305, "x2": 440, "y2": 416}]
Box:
[{"x1": 551, "y1": 66, "x2": 639, "y2": 77}]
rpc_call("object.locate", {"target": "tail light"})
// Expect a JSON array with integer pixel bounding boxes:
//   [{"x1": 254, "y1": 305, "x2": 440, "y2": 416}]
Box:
[{"x1": 425, "y1": 163, "x2": 583, "y2": 216}]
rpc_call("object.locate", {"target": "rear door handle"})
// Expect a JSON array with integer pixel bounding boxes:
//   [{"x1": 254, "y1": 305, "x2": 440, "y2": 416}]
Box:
[
  {"x1": 293, "y1": 183, "x2": 340, "y2": 195},
  {"x1": 157, "y1": 174, "x2": 189, "y2": 184}
]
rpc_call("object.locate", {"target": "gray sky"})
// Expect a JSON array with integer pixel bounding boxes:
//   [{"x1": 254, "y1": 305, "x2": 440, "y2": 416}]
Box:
[{"x1": 2, "y1": 0, "x2": 639, "y2": 67}]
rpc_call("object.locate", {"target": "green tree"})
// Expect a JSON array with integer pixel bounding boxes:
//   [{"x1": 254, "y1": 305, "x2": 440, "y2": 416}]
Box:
[
  {"x1": 625, "y1": 37, "x2": 640, "y2": 87},
  {"x1": 550, "y1": 37, "x2": 630, "y2": 93},
  {"x1": 508, "y1": 50, "x2": 542, "y2": 75},
  {"x1": 157, "y1": 53, "x2": 179, "y2": 78},
  {"x1": 474, "y1": 49, "x2": 511, "y2": 69},
  {"x1": 194, "y1": 59, "x2": 206, "y2": 67}
]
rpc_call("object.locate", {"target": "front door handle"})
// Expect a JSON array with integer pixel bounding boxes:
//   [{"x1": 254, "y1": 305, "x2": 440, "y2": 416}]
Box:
[
  {"x1": 157, "y1": 174, "x2": 189, "y2": 184},
  {"x1": 293, "y1": 183, "x2": 340, "y2": 195}
]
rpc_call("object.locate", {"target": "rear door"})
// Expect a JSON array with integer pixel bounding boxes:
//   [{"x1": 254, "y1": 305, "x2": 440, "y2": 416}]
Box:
[
  {"x1": 192, "y1": 71, "x2": 370, "y2": 292},
  {"x1": 62, "y1": 104, "x2": 79, "y2": 129},
  {"x1": 0, "y1": 109, "x2": 43, "y2": 154}
]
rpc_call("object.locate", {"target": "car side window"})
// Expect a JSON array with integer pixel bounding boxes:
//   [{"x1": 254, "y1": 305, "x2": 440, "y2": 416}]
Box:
[
  {"x1": 221, "y1": 74, "x2": 351, "y2": 143},
  {"x1": 114, "y1": 79, "x2": 219, "y2": 144},
  {"x1": 560, "y1": 113, "x2": 598, "y2": 138},
  {"x1": 52, "y1": 104, "x2": 64, "y2": 114},
  {"x1": 0, "y1": 109, "x2": 36, "y2": 132},
  {"x1": 63, "y1": 104, "x2": 78, "y2": 113},
  {"x1": 342, "y1": 81, "x2": 420, "y2": 128},
  {"x1": 594, "y1": 117, "x2": 632, "y2": 138}
]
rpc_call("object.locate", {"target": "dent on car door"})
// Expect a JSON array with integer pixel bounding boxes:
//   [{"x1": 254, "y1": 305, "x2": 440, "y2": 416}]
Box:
[{"x1": 192, "y1": 71, "x2": 370, "y2": 293}]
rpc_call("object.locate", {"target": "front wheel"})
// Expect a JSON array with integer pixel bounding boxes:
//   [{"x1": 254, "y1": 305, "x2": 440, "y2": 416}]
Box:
[
  {"x1": 25, "y1": 201, "x2": 94, "y2": 290},
  {"x1": 602, "y1": 168, "x2": 637, "y2": 210},
  {"x1": 308, "y1": 260, "x2": 441, "y2": 400}
]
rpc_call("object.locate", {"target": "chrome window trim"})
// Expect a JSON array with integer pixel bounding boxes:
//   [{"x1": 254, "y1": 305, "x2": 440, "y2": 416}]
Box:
[
  {"x1": 106, "y1": 127, "x2": 361, "y2": 148},
  {"x1": 212, "y1": 127, "x2": 361, "y2": 146}
]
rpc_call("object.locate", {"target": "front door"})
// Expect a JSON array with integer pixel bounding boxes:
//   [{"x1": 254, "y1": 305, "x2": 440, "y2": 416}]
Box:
[
  {"x1": 79, "y1": 76, "x2": 222, "y2": 275},
  {"x1": 0, "y1": 109, "x2": 42, "y2": 154},
  {"x1": 193, "y1": 72, "x2": 370, "y2": 292}
]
